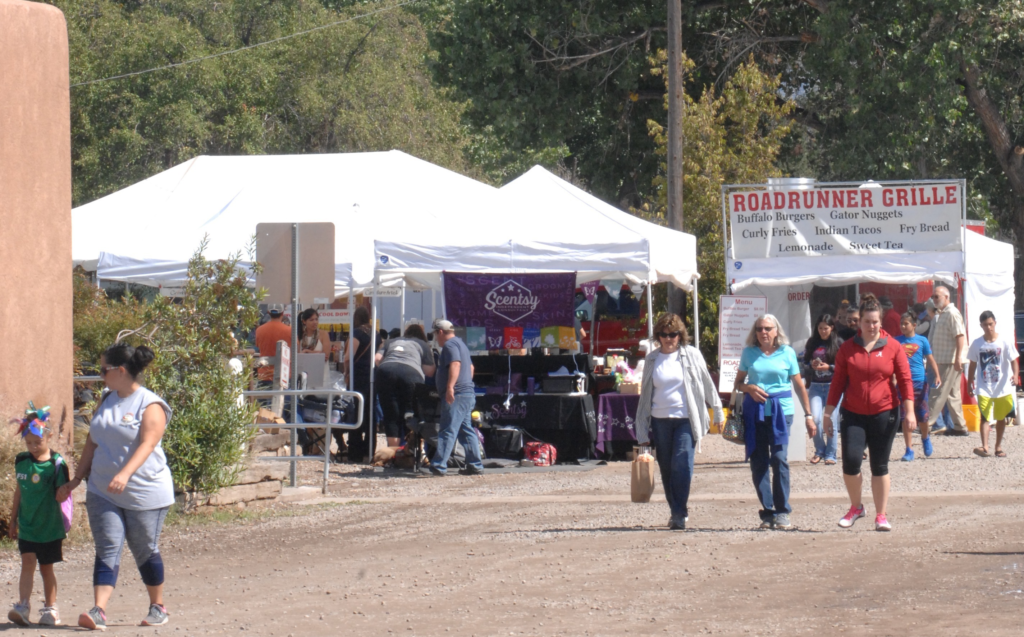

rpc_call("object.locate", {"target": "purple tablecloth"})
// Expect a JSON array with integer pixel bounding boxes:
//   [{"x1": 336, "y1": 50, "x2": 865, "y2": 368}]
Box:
[{"x1": 596, "y1": 393, "x2": 640, "y2": 453}]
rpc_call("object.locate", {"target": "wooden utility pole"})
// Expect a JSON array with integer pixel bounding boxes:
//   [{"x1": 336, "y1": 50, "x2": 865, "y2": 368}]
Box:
[{"x1": 666, "y1": 0, "x2": 687, "y2": 316}]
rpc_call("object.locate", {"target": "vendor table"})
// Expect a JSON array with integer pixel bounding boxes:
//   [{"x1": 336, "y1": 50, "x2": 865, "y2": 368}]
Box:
[
  {"x1": 475, "y1": 394, "x2": 596, "y2": 460},
  {"x1": 595, "y1": 393, "x2": 639, "y2": 453}
]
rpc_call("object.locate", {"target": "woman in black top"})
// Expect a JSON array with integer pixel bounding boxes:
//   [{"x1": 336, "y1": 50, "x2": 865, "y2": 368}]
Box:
[
  {"x1": 343, "y1": 306, "x2": 381, "y2": 463},
  {"x1": 804, "y1": 313, "x2": 843, "y2": 464}
]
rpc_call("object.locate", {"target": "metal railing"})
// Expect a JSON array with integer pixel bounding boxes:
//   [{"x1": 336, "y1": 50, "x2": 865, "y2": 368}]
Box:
[
  {"x1": 76, "y1": 377, "x2": 363, "y2": 494},
  {"x1": 242, "y1": 388, "x2": 364, "y2": 493}
]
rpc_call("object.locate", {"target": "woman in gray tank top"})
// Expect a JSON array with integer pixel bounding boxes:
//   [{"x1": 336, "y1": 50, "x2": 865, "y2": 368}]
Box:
[{"x1": 59, "y1": 343, "x2": 173, "y2": 631}]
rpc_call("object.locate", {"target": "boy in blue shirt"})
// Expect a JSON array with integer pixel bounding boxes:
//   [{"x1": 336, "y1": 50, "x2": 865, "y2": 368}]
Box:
[{"x1": 895, "y1": 313, "x2": 941, "y2": 461}]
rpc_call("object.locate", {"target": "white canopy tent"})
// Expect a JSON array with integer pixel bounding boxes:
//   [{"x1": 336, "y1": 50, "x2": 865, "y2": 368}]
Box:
[
  {"x1": 501, "y1": 167, "x2": 699, "y2": 290},
  {"x1": 376, "y1": 165, "x2": 701, "y2": 342},
  {"x1": 73, "y1": 150, "x2": 500, "y2": 295},
  {"x1": 728, "y1": 229, "x2": 1015, "y2": 347}
]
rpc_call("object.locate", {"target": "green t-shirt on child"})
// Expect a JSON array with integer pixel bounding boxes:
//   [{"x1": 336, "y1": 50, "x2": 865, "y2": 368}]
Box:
[{"x1": 15, "y1": 451, "x2": 69, "y2": 543}]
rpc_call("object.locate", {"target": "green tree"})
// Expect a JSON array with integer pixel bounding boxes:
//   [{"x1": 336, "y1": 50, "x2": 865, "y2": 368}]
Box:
[
  {"x1": 647, "y1": 53, "x2": 793, "y2": 364},
  {"x1": 143, "y1": 240, "x2": 263, "y2": 506},
  {"x1": 44, "y1": 0, "x2": 473, "y2": 205},
  {"x1": 429, "y1": 0, "x2": 818, "y2": 204},
  {"x1": 800, "y1": 1, "x2": 1024, "y2": 301}
]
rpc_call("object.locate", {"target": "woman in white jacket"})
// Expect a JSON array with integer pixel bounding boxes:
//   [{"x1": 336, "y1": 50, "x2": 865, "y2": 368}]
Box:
[{"x1": 635, "y1": 313, "x2": 725, "y2": 531}]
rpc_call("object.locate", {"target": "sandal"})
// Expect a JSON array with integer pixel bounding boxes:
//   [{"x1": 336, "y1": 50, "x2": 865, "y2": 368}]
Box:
[
  {"x1": 995, "y1": 449, "x2": 1007, "y2": 458},
  {"x1": 824, "y1": 459, "x2": 836, "y2": 465},
  {"x1": 973, "y1": 447, "x2": 991, "y2": 457},
  {"x1": 810, "y1": 455, "x2": 822, "y2": 465}
]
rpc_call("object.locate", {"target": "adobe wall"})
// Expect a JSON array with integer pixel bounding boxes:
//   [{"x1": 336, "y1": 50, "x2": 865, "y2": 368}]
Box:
[{"x1": 0, "y1": 1, "x2": 73, "y2": 447}]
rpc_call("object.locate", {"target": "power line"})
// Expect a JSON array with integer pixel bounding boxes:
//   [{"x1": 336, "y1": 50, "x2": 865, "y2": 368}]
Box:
[{"x1": 70, "y1": 0, "x2": 419, "y2": 88}]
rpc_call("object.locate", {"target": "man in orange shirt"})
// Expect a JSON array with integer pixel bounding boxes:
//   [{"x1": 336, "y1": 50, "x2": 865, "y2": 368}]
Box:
[{"x1": 255, "y1": 304, "x2": 292, "y2": 385}]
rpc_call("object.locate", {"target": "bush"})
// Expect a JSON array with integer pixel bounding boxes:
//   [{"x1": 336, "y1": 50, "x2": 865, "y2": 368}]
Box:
[
  {"x1": 0, "y1": 425, "x2": 23, "y2": 537},
  {"x1": 144, "y1": 239, "x2": 263, "y2": 508},
  {"x1": 72, "y1": 269, "x2": 145, "y2": 371}
]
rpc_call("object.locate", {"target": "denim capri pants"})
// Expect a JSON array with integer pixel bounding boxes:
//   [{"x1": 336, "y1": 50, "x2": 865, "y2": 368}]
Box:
[{"x1": 86, "y1": 492, "x2": 170, "y2": 588}]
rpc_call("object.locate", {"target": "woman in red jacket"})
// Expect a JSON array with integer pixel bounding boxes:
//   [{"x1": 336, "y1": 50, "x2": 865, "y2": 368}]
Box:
[{"x1": 824, "y1": 294, "x2": 915, "y2": 532}]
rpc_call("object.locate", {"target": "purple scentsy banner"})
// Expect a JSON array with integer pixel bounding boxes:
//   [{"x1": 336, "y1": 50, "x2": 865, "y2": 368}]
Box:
[{"x1": 443, "y1": 272, "x2": 576, "y2": 329}]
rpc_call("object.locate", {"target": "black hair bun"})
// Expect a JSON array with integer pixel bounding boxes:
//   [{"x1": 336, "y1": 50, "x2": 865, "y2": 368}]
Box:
[{"x1": 132, "y1": 345, "x2": 156, "y2": 372}]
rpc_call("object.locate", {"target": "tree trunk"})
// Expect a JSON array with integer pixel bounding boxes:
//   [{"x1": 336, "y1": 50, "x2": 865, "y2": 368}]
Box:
[{"x1": 960, "y1": 62, "x2": 1024, "y2": 308}]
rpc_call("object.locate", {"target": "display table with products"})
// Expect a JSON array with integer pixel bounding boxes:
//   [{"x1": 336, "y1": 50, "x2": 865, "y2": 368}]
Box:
[
  {"x1": 471, "y1": 354, "x2": 591, "y2": 387},
  {"x1": 475, "y1": 393, "x2": 596, "y2": 461},
  {"x1": 595, "y1": 393, "x2": 640, "y2": 453}
]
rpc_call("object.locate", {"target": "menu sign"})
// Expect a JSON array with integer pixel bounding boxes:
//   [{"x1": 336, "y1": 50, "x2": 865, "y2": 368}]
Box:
[
  {"x1": 729, "y1": 183, "x2": 962, "y2": 259},
  {"x1": 718, "y1": 295, "x2": 768, "y2": 393}
]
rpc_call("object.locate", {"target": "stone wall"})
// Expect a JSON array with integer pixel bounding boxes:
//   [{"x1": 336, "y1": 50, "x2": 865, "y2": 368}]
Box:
[{"x1": 0, "y1": 1, "x2": 73, "y2": 446}]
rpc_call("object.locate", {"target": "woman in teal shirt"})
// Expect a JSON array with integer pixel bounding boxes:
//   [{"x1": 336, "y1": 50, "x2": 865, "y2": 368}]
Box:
[{"x1": 733, "y1": 314, "x2": 815, "y2": 530}]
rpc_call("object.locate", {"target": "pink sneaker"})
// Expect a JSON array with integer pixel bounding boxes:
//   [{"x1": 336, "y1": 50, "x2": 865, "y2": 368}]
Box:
[
  {"x1": 875, "y1": 514, "x2": 892, "y2": 532},
  {"x1": 838, "y1": 504, "x2": 865, "y2": 528}
]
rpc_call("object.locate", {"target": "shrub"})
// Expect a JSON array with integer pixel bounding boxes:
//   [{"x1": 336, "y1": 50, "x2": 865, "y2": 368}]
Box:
[{"x1": 144, "y1": 239, "x2": 263, "y2": 508}]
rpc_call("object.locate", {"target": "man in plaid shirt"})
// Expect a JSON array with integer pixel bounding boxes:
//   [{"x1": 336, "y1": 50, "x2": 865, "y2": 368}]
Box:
[{"x1": 926, "y1": 285, "x2": 969, "y2": 436}]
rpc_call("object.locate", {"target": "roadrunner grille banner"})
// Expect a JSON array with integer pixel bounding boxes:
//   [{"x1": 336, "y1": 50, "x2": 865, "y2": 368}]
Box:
[{"x1": 728, "y1": 182, "x2": 963, "y2": 259}]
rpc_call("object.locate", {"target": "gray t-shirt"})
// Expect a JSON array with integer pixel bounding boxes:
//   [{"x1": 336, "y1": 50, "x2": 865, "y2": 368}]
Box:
[
  {"x1": 89, "y1": 387, "x2": 175, "y2": 511},
  {"x1": 436, "y1": 336, "x2": 475, "y2": 396},
  {"x1": 379, "y1": 337, "x2": 433, "y2": 382}
]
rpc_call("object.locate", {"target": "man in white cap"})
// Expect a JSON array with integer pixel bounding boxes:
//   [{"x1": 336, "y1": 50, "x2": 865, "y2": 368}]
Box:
[{"x1": 428, "y1": 319, "x2": 484, "y2": 476}]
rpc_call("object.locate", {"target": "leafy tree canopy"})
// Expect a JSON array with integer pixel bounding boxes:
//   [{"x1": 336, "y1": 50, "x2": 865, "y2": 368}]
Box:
[{"x1": 45, "y1": 0, "x2": 472, "y2": 206}]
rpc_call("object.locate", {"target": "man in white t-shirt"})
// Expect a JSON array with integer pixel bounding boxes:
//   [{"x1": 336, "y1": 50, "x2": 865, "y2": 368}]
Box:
[{"x1": 967, "y1": 311, "x2": 1020, "y2": 458}]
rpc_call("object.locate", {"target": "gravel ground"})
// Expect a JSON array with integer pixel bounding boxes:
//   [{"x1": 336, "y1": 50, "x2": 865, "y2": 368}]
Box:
[
  {"x1": 292, "y1": 427, "x2": 1024, "y2": 503},
  {"x1": 2, "y1": 430, "x2": 1021, "y2": 636}
]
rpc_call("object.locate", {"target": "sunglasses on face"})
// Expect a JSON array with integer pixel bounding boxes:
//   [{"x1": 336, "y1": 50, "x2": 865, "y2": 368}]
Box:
[
  {"x1": 658, "y1": 332, "x2": 681, "y2": 339},
  {"x1": 99, "y1": 365, "x2": 120, "y2": 376},
  {"x1": 755, "y1": 326, "x2": 775, "y2": 333}
]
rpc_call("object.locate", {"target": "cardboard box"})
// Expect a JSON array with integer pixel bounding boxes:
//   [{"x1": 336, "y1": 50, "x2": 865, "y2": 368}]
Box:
[
  {"x1": 557, "y1": 326, "x2": 576, "y2": 349},
  {"x1": 503, "y1": 327, "x2": 524, "y2": 349},
  {"x1": 466, "y1": 327, "x2": 487, "y2": 351},
  {"x1": 540, "y1": 326, "x2": 560, "y2": 348},
  {"x1": 617, "y1": 382, "x2": 641, "y2": 395}
]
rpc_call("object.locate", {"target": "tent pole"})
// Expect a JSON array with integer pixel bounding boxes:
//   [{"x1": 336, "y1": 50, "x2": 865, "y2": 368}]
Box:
[
  {"x1": 347, "y1": 286, "x2": 355, "y2": 392},
  {"x1": 431, "y1": 287, "x2": 437, "y2": 328},
  {"x1": 369, "y1": 276, "x2": 378, "y2": 464},
  {"x1": 647, "y1": 282, "x2": 655, "y2": 342},
  {"x1": 289, "y1": 224, "x2": 300, "y2": 488},
  {"x1": 399, "y1": 279, "x2": 406, "y2": 333},
  {"x1": 692, "y1": 278, "x2": 699, "y2": 349}
]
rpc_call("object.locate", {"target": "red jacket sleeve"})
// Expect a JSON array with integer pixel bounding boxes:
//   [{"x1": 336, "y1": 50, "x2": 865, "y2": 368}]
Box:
[
  {"x1": 891, "y1": 340, "x2": 914, "y2": 405},
  {"x1": 827, "y1": 343, "x2": 850, "y2": 407}
]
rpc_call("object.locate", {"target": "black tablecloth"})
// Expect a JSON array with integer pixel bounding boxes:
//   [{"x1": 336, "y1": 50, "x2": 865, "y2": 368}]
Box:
[{"x1": 475, "y1": 394, "x2": 596, "y2": 461}]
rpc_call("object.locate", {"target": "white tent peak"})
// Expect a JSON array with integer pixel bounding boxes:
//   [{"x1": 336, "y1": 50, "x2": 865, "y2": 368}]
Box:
[{"x1": 501, "y1": 165, "x2": 699, "y2": 289}]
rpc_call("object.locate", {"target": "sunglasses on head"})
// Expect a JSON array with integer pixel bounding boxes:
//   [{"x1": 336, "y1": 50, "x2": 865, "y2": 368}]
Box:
[{"x1": 657, "y1": 331, "x2": 681, "y2": 339}]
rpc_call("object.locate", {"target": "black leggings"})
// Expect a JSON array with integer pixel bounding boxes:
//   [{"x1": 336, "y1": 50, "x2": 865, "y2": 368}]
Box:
[
  {"x1": 376, "y1": 364, "x2": 422, "y2": 438},
  {"x1": 839, "y1": 408, "x2": 899, "y2": 477}
]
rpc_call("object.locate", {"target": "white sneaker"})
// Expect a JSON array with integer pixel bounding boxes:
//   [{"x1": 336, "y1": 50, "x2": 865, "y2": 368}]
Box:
[
  {"x1": 8, "y1": 601, "x2": 30, "y2": 627},
  {"x1": 39, "y1": 606, "x2": 61, "y2": 626}
]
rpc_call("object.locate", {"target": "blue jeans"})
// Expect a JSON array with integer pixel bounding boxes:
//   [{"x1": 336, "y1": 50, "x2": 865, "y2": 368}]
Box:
[
  {"x1": 809, "y1": 383, "x2": 839, "y2": 461},
  {"x1": 650, "y1": 417, "x2": 695, "y2": 521},
  {"x1": 86, "y1": 493, "x2": 169, "y2": 587},
  {"x1": 933, "y1": 405, "x2": 952, "y2": 432},
  {"x1": 431, "y1": 394, "x2": 483, "y2": 473},
  {"x1": 750, "y1": 415, "x2": 793, "y2": 519}
]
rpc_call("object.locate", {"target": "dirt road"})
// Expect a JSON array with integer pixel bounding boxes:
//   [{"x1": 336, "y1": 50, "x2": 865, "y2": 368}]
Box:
[{"x1": 3, "y1": 434, "x2": 1022, "y2": 636}]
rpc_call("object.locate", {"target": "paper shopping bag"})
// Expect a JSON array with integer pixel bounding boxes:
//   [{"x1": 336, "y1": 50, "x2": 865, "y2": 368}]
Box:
[{"x1": 630, "y1": 453, "x2": 656, "y2": 503}]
